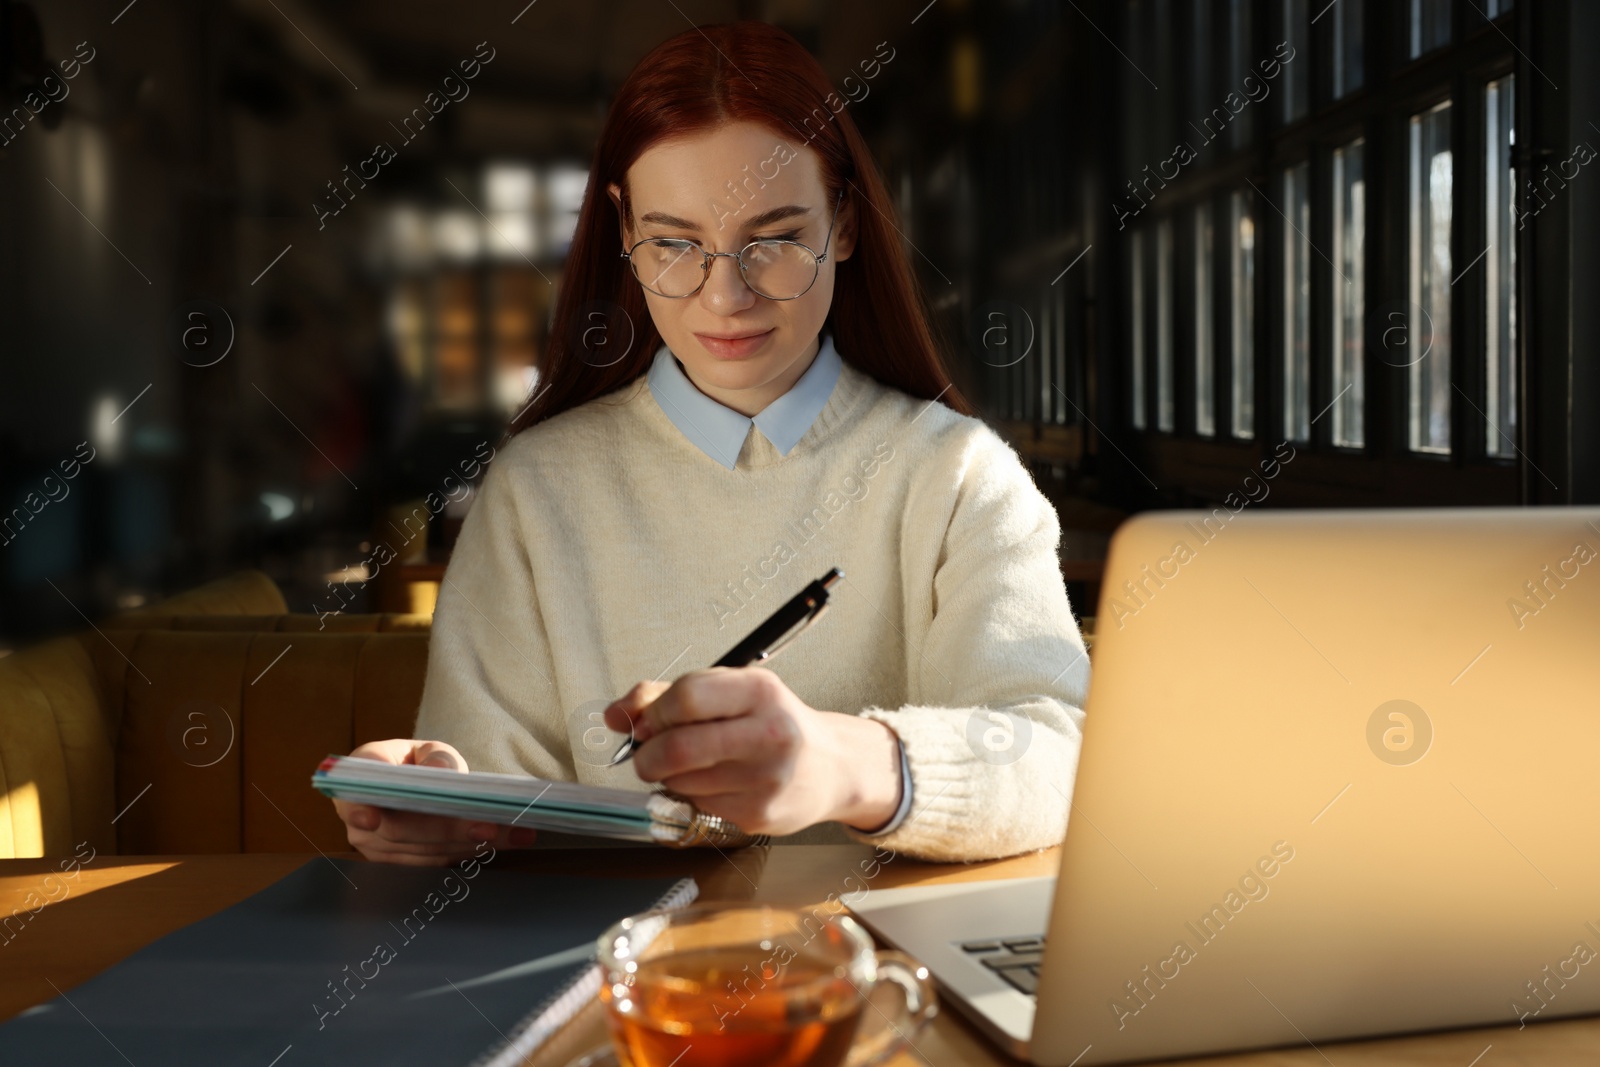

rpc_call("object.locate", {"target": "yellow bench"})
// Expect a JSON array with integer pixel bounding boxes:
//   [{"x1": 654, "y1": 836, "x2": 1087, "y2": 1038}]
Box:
[{"x1": 0, "y1": 571, "x2": 431, "y2": 858}]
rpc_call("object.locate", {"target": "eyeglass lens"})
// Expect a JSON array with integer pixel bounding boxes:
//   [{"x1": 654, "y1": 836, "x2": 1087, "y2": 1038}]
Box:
[{"x1": 631, "y1": 239, "x2": 819, "y2": 300}]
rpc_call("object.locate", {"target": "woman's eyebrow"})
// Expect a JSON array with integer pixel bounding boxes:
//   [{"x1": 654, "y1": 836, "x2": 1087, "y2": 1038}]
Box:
[{"x1": 638, "y1": 204, "x2": 813, "y2": 231}]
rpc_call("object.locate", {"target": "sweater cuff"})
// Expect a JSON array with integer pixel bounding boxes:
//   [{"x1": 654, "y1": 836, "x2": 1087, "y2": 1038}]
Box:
[
  {"x1": 851, "y1": 734, "x2": 913, "y2": 837},
  {"x1": 842, "y1": 706, "x2": 984, "y2": 859},
  {"x1": 842, "y1": 703, "x2": 1075, "y2": 862}
]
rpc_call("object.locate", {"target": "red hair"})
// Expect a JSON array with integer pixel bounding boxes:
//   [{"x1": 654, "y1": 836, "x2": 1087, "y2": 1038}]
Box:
[{"x1": 507, "y1": 20, "x2": 972, "y2": 438}]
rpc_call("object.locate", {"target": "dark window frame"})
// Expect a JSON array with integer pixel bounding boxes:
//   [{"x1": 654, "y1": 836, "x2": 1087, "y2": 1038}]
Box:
[{"x1": 1105, "y1": 0, "x2": 1527, "y2": 507}]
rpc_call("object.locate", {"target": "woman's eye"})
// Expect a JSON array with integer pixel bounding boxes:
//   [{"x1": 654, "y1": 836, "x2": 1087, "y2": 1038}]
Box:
[{"x1": 757, "y1": 232, "x2": 801, "y2": 242}]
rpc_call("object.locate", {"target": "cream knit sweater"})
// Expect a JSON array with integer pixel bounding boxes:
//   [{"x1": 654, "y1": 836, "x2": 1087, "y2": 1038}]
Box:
[{"x1": 412, "y1": 356, "x2": 1091, "y2": 862}]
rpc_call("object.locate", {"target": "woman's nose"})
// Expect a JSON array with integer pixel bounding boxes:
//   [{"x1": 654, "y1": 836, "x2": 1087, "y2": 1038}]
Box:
[{"x1": 698, "y1": 253, "x2": 758, "y2": 312}]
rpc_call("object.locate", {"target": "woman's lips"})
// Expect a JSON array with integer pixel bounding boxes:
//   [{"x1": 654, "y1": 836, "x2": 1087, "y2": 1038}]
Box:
[{"x1": 694, "y1": 328, "x2": 774, "y2": 360}]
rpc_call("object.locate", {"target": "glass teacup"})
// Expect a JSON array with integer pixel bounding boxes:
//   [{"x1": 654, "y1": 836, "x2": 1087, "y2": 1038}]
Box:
[{"x1": 569, "y1": 902, "x2": 937, "y2": 1067}]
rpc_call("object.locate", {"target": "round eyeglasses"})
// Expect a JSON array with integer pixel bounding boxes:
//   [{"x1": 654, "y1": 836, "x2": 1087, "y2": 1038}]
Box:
[{"x1": 620, "y1": 190, "x2": 843, "y2": 301}]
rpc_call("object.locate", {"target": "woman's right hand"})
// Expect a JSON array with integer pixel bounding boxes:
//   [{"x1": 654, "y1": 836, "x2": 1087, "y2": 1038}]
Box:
[{"x1": 331, "y1": 739, "x2": 538, "y2": 866}]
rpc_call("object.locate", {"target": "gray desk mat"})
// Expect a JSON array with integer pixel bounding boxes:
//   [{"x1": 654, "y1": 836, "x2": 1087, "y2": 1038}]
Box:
[{"x1": 0, "y1": 856, "x2": 688, "y2": 1066}]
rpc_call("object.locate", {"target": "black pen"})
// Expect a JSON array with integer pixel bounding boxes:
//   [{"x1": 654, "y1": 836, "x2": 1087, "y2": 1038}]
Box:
[{"x1": 607, "y1": 567, "x2": 843, "y2": 766}]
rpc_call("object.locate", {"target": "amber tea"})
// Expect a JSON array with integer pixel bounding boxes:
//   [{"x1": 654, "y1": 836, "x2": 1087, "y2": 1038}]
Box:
[{"x1": 601, "y1": 943, "x2": 864, "y2": 1067}]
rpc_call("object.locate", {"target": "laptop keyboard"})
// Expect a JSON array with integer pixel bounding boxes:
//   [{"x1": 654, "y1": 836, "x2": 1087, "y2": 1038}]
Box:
[{"x1": 958, "y1": 935, "x2": 1047, "y2": 996}]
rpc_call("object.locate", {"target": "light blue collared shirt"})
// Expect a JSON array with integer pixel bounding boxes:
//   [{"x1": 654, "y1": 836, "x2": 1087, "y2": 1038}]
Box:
[{"x1": 647, "y1": 331, "x2": 844, "y2": 470}]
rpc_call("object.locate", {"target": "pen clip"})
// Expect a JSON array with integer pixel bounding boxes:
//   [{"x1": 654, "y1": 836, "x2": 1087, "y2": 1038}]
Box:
[{"x1": 756, "y1": 599, "x2": 828, "y2": 663}]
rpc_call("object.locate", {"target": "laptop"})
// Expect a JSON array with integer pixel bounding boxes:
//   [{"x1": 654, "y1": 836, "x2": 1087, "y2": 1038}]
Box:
[{"x1": 849, "y1": 506, "x2": 1600, "y2": 1065}]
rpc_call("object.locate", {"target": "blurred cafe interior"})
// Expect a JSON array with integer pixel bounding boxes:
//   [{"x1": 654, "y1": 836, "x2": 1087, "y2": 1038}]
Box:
[{"x1": 2, "y1": 0, "x2": 1596, "y2": 650}]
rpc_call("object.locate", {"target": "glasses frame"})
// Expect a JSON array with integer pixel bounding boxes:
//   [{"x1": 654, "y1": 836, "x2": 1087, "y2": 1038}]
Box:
[{"x1": 620, "y1": 189, "x2": 843, "y2": 301}]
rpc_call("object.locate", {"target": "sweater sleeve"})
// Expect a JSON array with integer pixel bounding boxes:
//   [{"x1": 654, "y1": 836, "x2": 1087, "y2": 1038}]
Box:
[
  {"x1": 411, "y1": 443, "x2": 574, "y2": 781},
  {"x1": 845, "y1": 425, "x2": 1091, "y2": 862}
]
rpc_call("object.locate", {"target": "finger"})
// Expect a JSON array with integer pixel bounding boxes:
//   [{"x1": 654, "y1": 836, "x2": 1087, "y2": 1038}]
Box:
[
  {"x1": 348, "y1": 832, "x2": 484, "y2": 859},
  {"x1": 368, "y1": 809, "x2": 498, "y2": 846},
  {"x1": 355, "y1": 845, "x2": 472, "y2": 867},
  {"x1": 604, "y1": 681, "x2": 670, "y2": 732},
  {"x1": 405, "y1": 818, "x2": 535, "y2": 849},
  {"x1": 333, "y1": 800, "x2": 382, "y2": 832},
  {"x1": 637, "y1": 668, "x2": 773, "y2": 739},
  {"x1": 411, "y1": 741, "x2": 467, "y2": 772},
  {"x1": 632, "y1": 715, "x2": 784, "y2": 782},
  {"x1": 350, "y1": 823, "x2": 535, "y2": 856},
  {"x1": 656, "y1": 762, "x2": 768, "y2": 799},
  {"x1": 601, "y1": 704, "x2": 631, "y2": 734},
  {"x1": 347, "y1": 738, "x2": 425, "y2": 766},
  {"x1": 685, "y1": 793, "x2": 778, "y2": 837}
]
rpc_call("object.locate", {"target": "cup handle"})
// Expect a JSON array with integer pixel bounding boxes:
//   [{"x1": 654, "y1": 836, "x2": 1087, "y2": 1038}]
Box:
[{"x1": 843, "y1": 950, "x2": 939, "y2": 1067}]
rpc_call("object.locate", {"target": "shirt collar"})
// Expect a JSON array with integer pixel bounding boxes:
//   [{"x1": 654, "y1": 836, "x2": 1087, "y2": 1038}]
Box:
[{"x1": 647, "y1": 332, "x2": 843, "y2": 470}]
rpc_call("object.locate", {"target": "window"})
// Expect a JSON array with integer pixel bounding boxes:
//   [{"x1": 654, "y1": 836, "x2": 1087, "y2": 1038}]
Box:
[
  {"x1": 1409, "y1": 0, "x2": 1450, "y2": 59},
  {"x1": 1124, "y1": 0, "x2": 1156, "y2": 174},
  {"x1": 434, "y1": 274, "x2": 481, "y2": 408},
  {"x1": 1408, "y1": 101, "x2": 1453, "y2": 454},
  {"x1": 1225, "y1": 0, "x2": 1253, "y2": 150},
  {"x1": 484, "y1": 163, "x2": 538, "y2": 262},
  {"x1": 1282, "y1": 161, "x2": 1311, "y2": 442},
  {"x1": 1131, "y1": 230, "x2": 1147, "y2": 430},
  {"x1": 1332, "y1": 138, "x2": 1366, "y2": 447},
  {"x1": 1229, "y1": 190, "x2": 1256, "y2": 438},
  {"x1": 1485, "y1": 76, "x2": 1517, "y2": 457},
  {"x1": 1331, "y1": 0, "x2": 1364, "y2": 99},
  {"x1": 1157, "y1": 218, "x2": 1176, "y2": 431},
  {"x1": 1104, "y1": 0, "x2": 1529, "y2": 507},
  {"x1": 1047, "y1": 278, "x2": 1070, "y2": 424},
  {"x1": 1195, "y1": 203, "x2": 1216, "y2": 436},
  {"x1": 1281, "y1": 0, "x2": 1309, "y2": 124},
  {"x1": 545, "y1": 164, "x2": 589, "y2": 256},
  {"x1": 1037, "y1": 277, "x2": 1066, "y2": 425},
  {"x1": 1150, "y1": 0, "x2": 1178, "y2": 165},
  {"x1": 1190, "y1": 0, "x2": 1213, "y2": 113}
]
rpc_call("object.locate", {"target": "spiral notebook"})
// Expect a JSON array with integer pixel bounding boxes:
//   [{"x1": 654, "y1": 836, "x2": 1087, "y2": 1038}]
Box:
[
  {"x1": 313, "y1": 755, "x2": 765, "y2": 848},
  {"x1": 0, "y1": 857, "x2": 697, "y2": 1067}
]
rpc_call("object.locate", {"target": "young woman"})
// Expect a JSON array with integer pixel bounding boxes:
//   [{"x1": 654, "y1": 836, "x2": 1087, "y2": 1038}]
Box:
[{"x1": 331, "y1": 21, "x2": 1090, "y2": 866}]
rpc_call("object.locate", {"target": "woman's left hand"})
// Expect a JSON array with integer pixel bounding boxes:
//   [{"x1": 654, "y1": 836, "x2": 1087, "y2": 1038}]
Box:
[{"x1": 603, "y1": 667, "x2": 903, "y2": 837}]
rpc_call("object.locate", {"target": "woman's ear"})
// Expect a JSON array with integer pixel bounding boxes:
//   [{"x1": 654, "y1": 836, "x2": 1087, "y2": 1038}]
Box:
[
  {"x1": 607, "y1": 181, "x2": 630, "y2": 247},
  {"x1": 832, "y1": 195, "x2": 858, "y2": 264}
]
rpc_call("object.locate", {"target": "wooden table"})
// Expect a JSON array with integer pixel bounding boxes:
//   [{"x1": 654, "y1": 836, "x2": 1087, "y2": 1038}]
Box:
[{"x1": 3, "y1": 847, "x2": 1597, "y2": 1065}]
